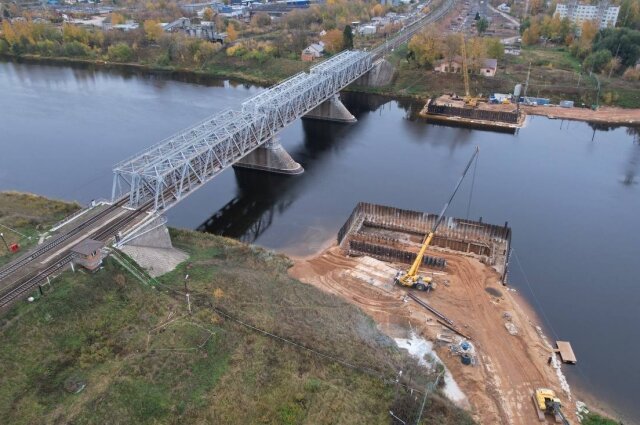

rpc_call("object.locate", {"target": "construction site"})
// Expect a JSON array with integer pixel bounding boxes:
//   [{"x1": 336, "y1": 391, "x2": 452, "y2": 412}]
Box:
[{"x1": 290, "y1": 148, "x2": 577, "y2": 425}]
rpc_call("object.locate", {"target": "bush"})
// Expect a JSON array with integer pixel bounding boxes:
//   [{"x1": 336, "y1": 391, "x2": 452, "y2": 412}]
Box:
[
  {"x1": 226, "y1": 43, "x2": 247, "y2": 57},
  {"x1": 623, "y1": 67, "x2": 640, "y2": 81},
  {"x1": 583, "y1": 49, "x2": 612, "y2": 74},
  {"x1": 107, "y1": 43, "x2": 134, "y2": 62},
  {"x1": 61, "y1": 41, "x2": 91, "y2": 58},
  {"x1": 0, "y1": 39, "x2": 8, "y2": 54}
]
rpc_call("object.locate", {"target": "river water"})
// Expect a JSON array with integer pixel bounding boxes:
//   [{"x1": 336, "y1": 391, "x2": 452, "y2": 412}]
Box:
[{"x1": 1, "y1": 60, "x2": 639, "y2": 422}]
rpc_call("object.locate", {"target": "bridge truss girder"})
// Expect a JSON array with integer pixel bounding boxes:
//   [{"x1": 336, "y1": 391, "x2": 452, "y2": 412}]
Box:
[{"x1": 112, "y1": 50, "x2": 372, "y2": 212}]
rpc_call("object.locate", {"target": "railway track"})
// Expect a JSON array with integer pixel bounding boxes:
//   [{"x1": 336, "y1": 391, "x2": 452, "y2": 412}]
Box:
[
  {"x1": 0, "y1": 197, "x2": 128, "y2": 282},
  {"x1": 0, "y1": 198, "x2": 152, "y2": 308}
]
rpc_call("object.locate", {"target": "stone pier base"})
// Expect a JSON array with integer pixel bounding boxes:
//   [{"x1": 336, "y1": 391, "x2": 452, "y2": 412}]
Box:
[
  {"x1": 303, "y1": 94, "x2": 356, "y2": 123},
  {"x1": 234, "y1": 140, "x2": 303, "y2": 175}
]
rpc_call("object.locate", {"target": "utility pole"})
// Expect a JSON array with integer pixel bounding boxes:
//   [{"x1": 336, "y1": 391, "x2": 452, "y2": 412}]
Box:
[
  {"x1": 415, "y1": 370, "x2": 445, "y2": 425},
  {"x1": 594, "y1": 75, "x2": 601, "y2": 108},
  {"x1": 184, "y1": 274, "x2": 191, "y2": 314},
  {"x1": 523, "y1": 62, "x2": 531, "y2": 98},
  {"x1": 0, "y1": 233, "x2": 9, "y2": 252}
]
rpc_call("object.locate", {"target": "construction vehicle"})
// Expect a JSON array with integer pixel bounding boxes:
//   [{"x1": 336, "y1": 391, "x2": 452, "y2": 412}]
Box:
[
  {"x1": 394, "y1": 146, "x2": 479, "y2": 291},
  {"x1": 459, "y1": 32, "x2": 478, "y2": 107},
  {"x1": 533, "y1": 388, "x2": 570, "y2": 424}
]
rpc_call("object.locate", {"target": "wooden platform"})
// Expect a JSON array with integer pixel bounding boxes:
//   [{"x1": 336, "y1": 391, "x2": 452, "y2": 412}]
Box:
[{"x1": 555, "y1": 341, "x2": 577, "y2": 364}]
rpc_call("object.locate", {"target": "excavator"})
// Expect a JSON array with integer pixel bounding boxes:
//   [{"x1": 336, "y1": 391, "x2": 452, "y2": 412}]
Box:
[
  {"x1": 533, "y1": 388, "x2": 570, "y2": 424},
  {"x1": 394, "y1": 146, "x2": 479, "y2": 291}
]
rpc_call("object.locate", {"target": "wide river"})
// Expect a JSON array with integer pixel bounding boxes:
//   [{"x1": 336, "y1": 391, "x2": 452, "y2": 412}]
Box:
[{"x1": 1, "y1": 61, "x2": 639, "y2": 422}]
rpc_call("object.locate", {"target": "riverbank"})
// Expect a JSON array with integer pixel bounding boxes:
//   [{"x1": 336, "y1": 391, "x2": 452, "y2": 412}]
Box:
[
  {"x1": 3, "y1": 53, "x2": 640, "y2": 126},
  {"x1": 0, "y1": 192, "x2": 473, "y2": 424}
]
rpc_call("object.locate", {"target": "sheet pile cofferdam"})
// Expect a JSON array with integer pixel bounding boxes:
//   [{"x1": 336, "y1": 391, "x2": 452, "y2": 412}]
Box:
[{"x1": 338, "y1": 202, "x2": 512, "y2": 283}]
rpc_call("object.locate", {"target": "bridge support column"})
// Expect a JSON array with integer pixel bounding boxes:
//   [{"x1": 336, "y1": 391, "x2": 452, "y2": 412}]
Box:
[
  {"x1": 303, "y1": 94, "x2": 356, "y2": 123},
  {"x1": 355, "y1": 58, "x2": 395, "y2": 87},
  {"x1": 234, "y1": 138, "x2": 303, "y2": 175}
]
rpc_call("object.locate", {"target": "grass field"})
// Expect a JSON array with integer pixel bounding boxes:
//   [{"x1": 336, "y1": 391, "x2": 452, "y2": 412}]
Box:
[
  {"x1": 0, "y1": 192, "x2": 80, "y2": 267},
  {"x1": 0, "y1": 194, "x2": 475, "y2": 424}
]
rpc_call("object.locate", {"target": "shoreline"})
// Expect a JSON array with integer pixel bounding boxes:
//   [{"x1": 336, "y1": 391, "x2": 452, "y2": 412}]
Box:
[{"x1": 2, "y1": 54, "x2": 639, "y2": 127}]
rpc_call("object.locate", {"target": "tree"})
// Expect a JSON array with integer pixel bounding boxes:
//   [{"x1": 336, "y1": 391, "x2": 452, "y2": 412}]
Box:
[
  {"x1": 477, "y1": 17, "x2": 489, "y2": 34},
  {"x1": 485, "y1": 37, "x2": 504, "y2": 60},
  {"x1": 226, "y1": 23, "x2": 238, "y2": 41},
  {"x1": 583, "y1": 49, "x2": 612, "y2": 74},
  {"x1": 143, "y1": 20, "x2": 163, "y2": 43},
  {"x1": 322, "y1": 28, "x2": 344, "y2": 53},
  {"x1": 592, "y1": 27, "x2": 640, "y2": 68},
  {"x1": 343, "y1": 24, "x2": 353, "y2": 49},
  {"x1": 619, "y1": 0, "x2": 640, "y2": 30},
  {"x1": 107, "y1": 42, "x2": 134, "y2": 62},
  {"x1": 466, "y1": 36, "x2": 487, "y2": 71},
  {"x1": 250, "y1": 12, "x2": 271, "y2": 28},
  {"x1": 203, "y1": 7, "x2": 215, "y2": 22},
  {"x1": 407, "y1": 29, "x2": 443, "y2": 67},
  {"x1": 522, "y1": 20, "x2": 541, "y2": 45},
  {"x1": 372, "y1": 4, "x2": 384, "y2": 17},
  {"x1": 110, "y1": 12, "x2": 125, "y2": 26}
]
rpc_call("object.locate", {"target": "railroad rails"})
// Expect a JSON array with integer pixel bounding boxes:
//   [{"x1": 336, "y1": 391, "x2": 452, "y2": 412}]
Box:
[
  {"x1": 0, "y1": 197, "x2": 153, "y2": 309},
  {"x1": 0, "y1": 197, "x2": 128, "y2": 281}
]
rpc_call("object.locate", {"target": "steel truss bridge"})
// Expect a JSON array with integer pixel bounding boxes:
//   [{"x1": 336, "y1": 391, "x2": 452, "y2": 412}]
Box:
[
  {"x1": 112, "y1": 50, "x2": 372, "y2": 212},
  {"x1": 112, "y1": 1, "x2": 454, "y2": 213}
]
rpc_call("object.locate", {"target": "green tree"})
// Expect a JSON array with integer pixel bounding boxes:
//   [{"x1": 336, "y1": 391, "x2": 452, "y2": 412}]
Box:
[
  {"x1": 107, "y1": 43, "x2": 134, "y2": 62},
  {"x1": 592, "y1": 27, "x2": 640, "y2": 68},
  {"x1": 477, "y1": 17, "x2": 489, "y2": 34},
  {"x1": 343, "y1": 24, "x2": 353, "y2": 49},
  {"x1": 485, "y1": 37, "x2": 504, "y2": 60},
  {"x1": 583, "y1": 49, "x2": 612, "y2": 74}
]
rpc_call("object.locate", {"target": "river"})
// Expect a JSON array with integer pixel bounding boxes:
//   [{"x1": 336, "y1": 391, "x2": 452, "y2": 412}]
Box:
[{"x1": 1, "y1": 60, "x2": 639, "y2": 422}]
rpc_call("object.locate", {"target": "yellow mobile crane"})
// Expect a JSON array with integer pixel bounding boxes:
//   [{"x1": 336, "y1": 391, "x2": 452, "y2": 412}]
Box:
[
  {"x1": 395, "y1": 146, "x2": 479, "y2": 291},
  {"x1": 459, "y1": 32, "x2": 478, "y2": 107}
]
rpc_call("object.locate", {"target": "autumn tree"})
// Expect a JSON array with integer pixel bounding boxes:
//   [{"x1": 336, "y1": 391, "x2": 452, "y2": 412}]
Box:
[
  {"x1": 372, "y1": 3, "x2": 384, "y2": 17},
  {"x1": 110, "y1": 12, "x2": 125, "y2": 26},
  {"x1": 143, "y1": 20, "x2": 163, "y2": 43},
  {"x1": 226, "y1": 23, "x2": 238, "y2": 41},
  {"x1": 322, "y1": 29, "x2": 344, "y2": 53},
  {"x1": 250, "y1": 12, "x2": 271, "y2": 28},
  {"x1": 203, "y1": 7, "x2": 215, "y2": 22},
  {"x1": 408, "y1": 29, "x2": 442, "y2": 67}
]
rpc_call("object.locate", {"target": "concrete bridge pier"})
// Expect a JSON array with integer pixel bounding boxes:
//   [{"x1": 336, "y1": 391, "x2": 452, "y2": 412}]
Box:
[
  {"x1": 234, "y1": 138, "x2": 304, "y2": 175},
  {"x1": 303, "y1": 94, "x2": 357, "y2": 123},
  {"x1": 355, "y1": 58, "x2": 395, "y2": 87}
]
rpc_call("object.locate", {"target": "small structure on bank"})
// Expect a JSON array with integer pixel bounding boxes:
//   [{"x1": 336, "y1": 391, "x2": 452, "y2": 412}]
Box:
[
  {"x1": 301, "y1": 41, "x2": 325, "y2": 62},
  {"x1": 71, "y1": 239, "x2": 105, "y2": 272},
  {"x1": 434, "y1": 56, "x2": 498, "y2": 77}
]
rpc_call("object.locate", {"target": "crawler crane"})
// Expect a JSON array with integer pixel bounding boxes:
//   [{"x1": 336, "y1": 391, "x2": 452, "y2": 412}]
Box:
[{"x1": 394, "y1": 146, "x2": 479, "y2": 291}]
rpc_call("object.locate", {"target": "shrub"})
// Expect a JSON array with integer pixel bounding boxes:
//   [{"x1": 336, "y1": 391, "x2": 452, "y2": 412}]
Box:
[
  {"x1": 61, "y1": 41, "x2": 90, "y2": 57},
  {"x1": 107, "y1": 42, "x2": 134, "y2": 62}
]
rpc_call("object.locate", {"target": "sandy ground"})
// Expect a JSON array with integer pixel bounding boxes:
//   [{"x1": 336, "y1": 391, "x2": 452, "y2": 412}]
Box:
[
  {"x1": 484, "y1": 102, "x2": 640, "y2": 125},
  {"x1": 290, "y1": 246, "x2": 579, "y2": 425}
]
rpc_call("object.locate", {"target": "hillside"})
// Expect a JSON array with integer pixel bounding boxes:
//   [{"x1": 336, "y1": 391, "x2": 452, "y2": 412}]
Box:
[{"x1": 0, "y1": 193, "x2": 474, "y2": 424}]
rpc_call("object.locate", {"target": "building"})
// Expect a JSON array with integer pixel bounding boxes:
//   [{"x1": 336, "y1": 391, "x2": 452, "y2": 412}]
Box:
[
  {"x1": 555, "y1": 1, "x2": 620, "y2": 32},
  {"x1": 434, "y1": 56, "x2": 498, "y2": 77},
  {"x1": 71, "y1": 239, "x2": 104, "y2": 272},
  {"x1": 301, "y1": 41, "x2": 325, "y2": 62},
  {"x1": 163, "y1": 17, "x2": 225, "y2": 42}
]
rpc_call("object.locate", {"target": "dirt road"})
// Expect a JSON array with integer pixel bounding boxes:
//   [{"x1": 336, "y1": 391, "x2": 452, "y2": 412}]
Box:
[
  {"x1": 482, "y1": 102, "x2": 640, "y2": 125},
  {"x1": 290, "y1": 247, "x2": 578, "y2": 425}
]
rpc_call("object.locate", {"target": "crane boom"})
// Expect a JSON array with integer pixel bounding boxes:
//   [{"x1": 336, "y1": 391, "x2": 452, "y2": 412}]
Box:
[
  {"x1": 460, "y1": 32, "x2": 470, "y2": 99},
  {"x1": 396, "y1": 146, "x2": 479, "y2": 290}
]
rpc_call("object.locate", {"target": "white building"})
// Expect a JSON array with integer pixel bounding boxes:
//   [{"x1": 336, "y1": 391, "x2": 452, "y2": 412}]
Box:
[{"x1": 555, "y1": 1, "x2": 619, "y2": 32}]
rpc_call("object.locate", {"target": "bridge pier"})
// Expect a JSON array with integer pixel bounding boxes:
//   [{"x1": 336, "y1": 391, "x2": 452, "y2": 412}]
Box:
[
  {"x1": 355, "y1": 58, "x2": 395, "y2": 87},
  {"x1": 303, "y1": 94, "x2": 356, "y2": 123},
  {"x1": 234, "y1": 138, "x2": 304, "y2": 175}
]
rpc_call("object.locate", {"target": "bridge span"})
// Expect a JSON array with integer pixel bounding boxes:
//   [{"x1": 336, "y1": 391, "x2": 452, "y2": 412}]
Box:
[{"x1": 112, "y1": 1, "x2": 455, "y2": 213}]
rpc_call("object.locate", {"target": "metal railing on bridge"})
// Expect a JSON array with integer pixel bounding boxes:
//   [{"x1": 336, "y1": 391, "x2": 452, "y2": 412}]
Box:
[{"x1": 112, "y1": 50, "x2": 372, "y2": 212}]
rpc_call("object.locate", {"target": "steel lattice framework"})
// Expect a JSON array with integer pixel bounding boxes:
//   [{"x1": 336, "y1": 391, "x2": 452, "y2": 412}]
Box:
[{"x1": 112, "y1": 50, "x2": 373, "y2": 212}]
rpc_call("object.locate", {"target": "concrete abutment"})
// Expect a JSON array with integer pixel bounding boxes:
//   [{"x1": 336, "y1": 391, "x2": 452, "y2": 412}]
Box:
[{"x1": 303, "y1": 94, "x2": 357, "y2": 123}]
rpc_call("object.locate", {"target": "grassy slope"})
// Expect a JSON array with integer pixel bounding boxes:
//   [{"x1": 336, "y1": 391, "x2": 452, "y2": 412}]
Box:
[
  {"x1": 0, "y1": 195, "x2": 474, "y2": 424},
  {"x1": 0, "y1": 192, "x2": 80, "y2": 267}
]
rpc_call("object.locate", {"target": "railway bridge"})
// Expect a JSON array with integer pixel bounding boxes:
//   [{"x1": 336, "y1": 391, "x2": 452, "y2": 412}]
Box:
[{"x1": 110, "y1": 0, "x2": 455, "y2": 213}]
